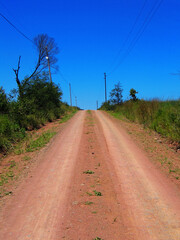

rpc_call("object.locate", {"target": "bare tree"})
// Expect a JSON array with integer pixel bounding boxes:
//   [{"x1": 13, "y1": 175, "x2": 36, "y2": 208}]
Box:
[{"x1": 13, "y1": 34, "x2": 59, "y2": 98}]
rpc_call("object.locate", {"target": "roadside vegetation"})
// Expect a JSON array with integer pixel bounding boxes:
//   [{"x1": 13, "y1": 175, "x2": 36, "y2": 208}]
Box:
[
  {"x1": 0, "y1": 34, "x2": 79, "y2": 154},
  {"x1": 0, "y1": 82, "x2": 78, "y2": 154},
  {"x1": 100, "y1": 83, "x2": 180, "y2": 142},
  {"x1": 0, "y1": 33, "x2": 79, "y2": 197}
]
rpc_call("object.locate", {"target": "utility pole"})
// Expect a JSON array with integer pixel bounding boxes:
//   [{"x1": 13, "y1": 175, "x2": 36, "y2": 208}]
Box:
[
  {"x1": 69, "y1": 83, "x2": 72, "y2": 107},
  {"x1": 69, "y1": 83, "x2": 72, "y2": 106},
  {"x1": 96, "y1": 100, "x2": 98, "y2": 110},
  {"x1": 104, "y1": 72, "x2": 107, "y2": 102},
  {"x1": 45, "y1": 46, "x2": 52, "y2": 83},
  {"x1": 75, "y1": 96, "x2": 77, "y2": 107}
]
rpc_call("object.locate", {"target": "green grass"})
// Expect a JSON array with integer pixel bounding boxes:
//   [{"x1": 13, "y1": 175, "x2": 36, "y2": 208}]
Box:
[
  {"x1": 5, "y1": 191, "x2": 12, "y2": 195},
  {"x1": 86, "y1": 192, "x2": 93, "y2": 196},
  {"x1": 9, "y1": 160, "x2": 16, "y2": 169},
  {"x1": 26, "y1": 131, "x2": 56, "y2": 152},
  {"x1": 83, "y1": 170, "x2": 95, "y2": 174},
  {"x1": 0, "y1": 115, "x2": 26, "y2": 152},
  {"x1": 22, "y1": 156, "x2": 31, "y2": 161},
  {"x1": 84, "y1": 201, "x2": 93, "y2": 205},
  {"x1": 59, "y1": 109, "x2": 77, "y2": 123},
  {"x1": 93, "y1": 190, "x2": 102, "y2": 196},
  {"x1": 93, "y1": 237, "x2": 103, "y2": 240},
  {"x1": 103, "y1": 100, "x2": 180, "y2": 142},
  {"x1": 0, "y1": 170, "x2": 15, "y2": 186},
  {"x1": 0, "y1": 105, "x2": 78, "y2": 154}
]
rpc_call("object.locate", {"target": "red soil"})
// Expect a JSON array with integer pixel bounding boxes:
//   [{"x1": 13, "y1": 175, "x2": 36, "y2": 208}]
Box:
[{"x1": 0, "y1": 110, "x2": 180, "y2": 240}]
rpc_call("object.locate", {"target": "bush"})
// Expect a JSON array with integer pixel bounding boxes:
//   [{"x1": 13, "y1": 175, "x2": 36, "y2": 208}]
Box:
[
  {"x1": 0, "y1": 115, "x2": 26, "y2": 151},
  {"x1": 0, "y1": 74, "x2": 79, "y2": 152},
  {"x1": 99, "y1": 101, "x2": 115, "y2": 111},
  {"x1": 0, "y1": 87, "x2": 9, "y2": 113}
]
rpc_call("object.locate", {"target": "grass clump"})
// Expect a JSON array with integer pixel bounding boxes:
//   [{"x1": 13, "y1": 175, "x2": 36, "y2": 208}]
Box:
[
  {"x1": 5, "y1": 191, "x2": 12, "y2": 195},
  {"x1": 85, "y1": 201, "x2": 93, "y2": 205},
  {"x1": 9, "y1": 160, "x2": 16, "y2": 169},
  {"x1": 83, "y1": 170, "x2": 95, "y2": 174},
  {"x1": 93, "y1": 190, "x2": 102, "y2": 196},
  {"x1": 22, "y1": 156, "x2": 31, "y2": 161},
  {"x1": 86, "y1": 192, "x2": 93, "y2": 196}
]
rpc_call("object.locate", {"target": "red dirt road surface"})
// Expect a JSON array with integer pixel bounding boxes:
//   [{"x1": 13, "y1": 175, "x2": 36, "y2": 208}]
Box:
[{"x1": 0, "y1": 110, "x2": 180, "y2": 240}]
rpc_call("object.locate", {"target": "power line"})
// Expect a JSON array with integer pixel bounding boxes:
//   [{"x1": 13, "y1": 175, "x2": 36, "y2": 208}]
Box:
[
  {"x1": 108, "y1": 0, "x2": 164, "y2": 75},
  {"x1": 0, "y1": 1, "x2": 25, "y2": 30},
  {"x1": 108, "y1": 0, "x2": 148, "y2": 71},
  {"x1": 0, "y1": 12, "x2": 34, "y2": 44},
  {"x1": 59, "y1": 69, "x2": 69, "y2": 85}
]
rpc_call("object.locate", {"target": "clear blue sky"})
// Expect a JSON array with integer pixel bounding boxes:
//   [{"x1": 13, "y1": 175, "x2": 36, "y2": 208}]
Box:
[{"x1": 0, "y1": 0, "x2": 180, "y2": 109}]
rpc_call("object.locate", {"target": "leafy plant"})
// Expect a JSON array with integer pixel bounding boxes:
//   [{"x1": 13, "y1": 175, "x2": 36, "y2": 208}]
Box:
[
  {"x1": 83, "y1": 170, "x2": 94, "y2": 174},
  {"x1": 93, "y1": 190, "x2": 102, "y2": 196}
]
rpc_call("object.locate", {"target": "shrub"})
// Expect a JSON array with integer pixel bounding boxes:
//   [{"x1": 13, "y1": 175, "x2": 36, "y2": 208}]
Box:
[
  {"x1": 0, "y1": 87, "x2": 9, "y2": 113},
  {"x1": 0, "y1": 115, "x2": 26, "y2": 151}
]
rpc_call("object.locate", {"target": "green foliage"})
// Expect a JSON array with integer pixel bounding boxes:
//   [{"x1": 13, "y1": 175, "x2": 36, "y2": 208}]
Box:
[
  {"x1": 130, "y1": 88, "x2": 138, "y2": 101},
  {"x1": 151, "y1": 101, "x2": 180, "y2": 141},
  {"x1": 83, "y1": 170, "x2": 95, "y2": 174},
  {"x1": 99, "y1": 101, "x2": 115, "y2": 111},
  {"x1": 9, "y1": 74, "x2": 63, "y2": 129},
  {"x1": 86, "y1": 192, "x2": 93, "y2": 196},
  {"x1": 59, "y1": 107, "x2": 78, "y2": 123},
  {"x1": 22, "y1": 74, "x2": 62, "y2": 113},
  {"x1": 0, "y1": 87, "x2": 9, "y2": 113},
  {"x1": 109, "y1": 81, "x2": 123, "y2": 105},
  {"x1": 83, "y1": 170, "x2": 94, "y2": 174},
  {"x1": 26, "y1": 131, "x2": 56, "y2": 152},
  {"x1": 108, "y1": 99, "x2": 180, "y2": 142},
  {"x1": 93, "y1": 190, "x2": 102, "y2": 196},
  {"x1": 0, "y1": 75, "x2": 79, "y2": 153},
  {"x1": 84, "y1": 201, "x2": 93, "y2": 205},
  {"x1": 0, "y1": 115, "x2": 26, "y2": 151}
]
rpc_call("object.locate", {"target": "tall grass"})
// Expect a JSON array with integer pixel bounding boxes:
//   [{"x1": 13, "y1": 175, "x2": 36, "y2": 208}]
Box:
[
  {"x1": 103, "y1": 100, "x2": 180, "y2": 142},
  {"x1": 0, "y1": 115, "x2": 26, "y2": 151}
]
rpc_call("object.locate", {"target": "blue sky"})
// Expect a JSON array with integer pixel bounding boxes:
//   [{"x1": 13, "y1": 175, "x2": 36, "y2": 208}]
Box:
[{"x1": 0, "y1": 0, "x2": 180, "y2": 109}]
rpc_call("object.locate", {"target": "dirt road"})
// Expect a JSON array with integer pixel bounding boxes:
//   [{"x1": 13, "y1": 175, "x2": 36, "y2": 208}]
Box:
[{"x1": 0, "y1": 110, "x2": 180, "y2": 240}]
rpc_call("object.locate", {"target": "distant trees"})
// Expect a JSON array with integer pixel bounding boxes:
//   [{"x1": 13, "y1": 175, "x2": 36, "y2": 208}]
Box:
[
  {"x1": 13, "y1": 34, "x2": 59, "y2": 99},
  {"x1": 130, "y1": 88, "x2": 138, "y2": 101},
  {"x1": 0, "y1": 87, "x2": 9, "y2": 113},
  {"x1": 109, "y1": 81, "x2": 123, "y2": 105}
]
